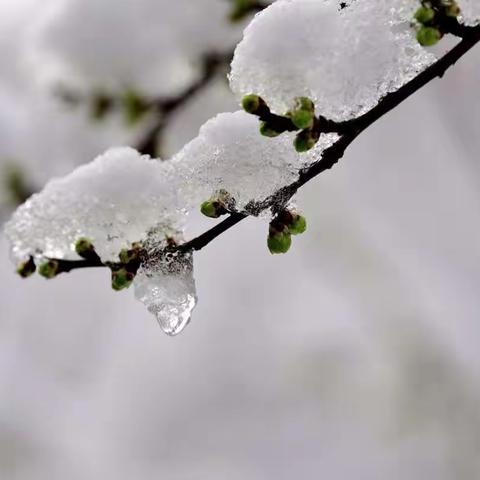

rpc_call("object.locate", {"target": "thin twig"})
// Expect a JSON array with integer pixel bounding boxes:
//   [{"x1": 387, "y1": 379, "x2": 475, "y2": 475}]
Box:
[{"x1": 136, "y1": 51, "x2": 234, "y2": 157}]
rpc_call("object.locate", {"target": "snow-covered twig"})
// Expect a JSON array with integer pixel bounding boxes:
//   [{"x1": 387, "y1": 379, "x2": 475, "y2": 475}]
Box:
[{"x1": 46, "y1": 23, "x2": 480, "y2": 274}]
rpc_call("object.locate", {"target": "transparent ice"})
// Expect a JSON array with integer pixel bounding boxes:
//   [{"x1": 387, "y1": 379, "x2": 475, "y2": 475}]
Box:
[
  {"x1": 134, "y1": 248, "x2": 197, "y2": 336},
  {"x1": 4, "y1": 147, "x2": 187, "y2": 262},
  {"x1": 229, "y1": 0, "x2": 436, "y2": 121},
  {"x1": 174, "y1": 110, "x2": 338, "y2": 210}
]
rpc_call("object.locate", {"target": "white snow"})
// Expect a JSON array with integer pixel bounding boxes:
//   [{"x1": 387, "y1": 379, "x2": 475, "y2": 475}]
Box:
[
  {"x1": 174, "y1": 110, "x2": 337, "y2": 210},
  {"x1": 4, "y1": 147, "x2": 187, "y2": 262},
  {"x1": 458, "y1": 0, "x2": 480, "y2": 25},
  {"x1": 229, "y1": 0, "x2": 436, "y2": 121}
]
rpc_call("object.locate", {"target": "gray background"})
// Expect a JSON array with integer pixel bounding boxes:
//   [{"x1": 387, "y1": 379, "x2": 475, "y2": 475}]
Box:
[{"x1": 0, "y1": 1, "x2": 479, "y2": 478}]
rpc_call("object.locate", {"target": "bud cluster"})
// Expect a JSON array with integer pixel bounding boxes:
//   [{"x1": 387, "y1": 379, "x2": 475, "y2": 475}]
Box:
[
  {"x1": 111, "y1": 243, "x2": 143, "y2": 291},
  {"x1": 242, "y1": 94, "x2": 323, "y2": 153},
  {"x1": 267, "y1": 209, "x2": 307, "y2": 255},
  {"x1": 413, "y1": 1, "x2": 461, "y2": 47}
]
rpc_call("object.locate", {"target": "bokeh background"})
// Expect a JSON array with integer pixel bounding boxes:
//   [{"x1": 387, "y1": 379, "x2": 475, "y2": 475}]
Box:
[{"x1": 1, "y1": 1, "x2": 480, "y2": 478}]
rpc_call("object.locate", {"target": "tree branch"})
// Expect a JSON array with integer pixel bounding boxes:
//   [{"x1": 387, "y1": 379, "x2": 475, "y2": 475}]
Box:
[
  {"x1": 47, "y1": 25, "x2": 480, "y2": 275},
  {"x1": 178, "y1": 26, "x2": 480, "y2": 252}
]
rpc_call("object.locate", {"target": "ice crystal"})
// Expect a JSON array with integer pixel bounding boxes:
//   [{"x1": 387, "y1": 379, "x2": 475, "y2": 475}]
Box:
[{"x1": 134, "y1": 248, "x2": 197, "y2": 336}]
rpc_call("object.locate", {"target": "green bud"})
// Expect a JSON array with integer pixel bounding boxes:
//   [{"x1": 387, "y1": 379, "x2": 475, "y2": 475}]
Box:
[
  {"x1": 414, "y1": 6, "x2": 435, "y2": 24},
  {"x1": 287, "y1": 97, "x2": 316, "y2": 130},
  {"x1": 288, "y1": 215, "x2": 307, "y2": 235},
  {"x1": 90, "y1": 92, "x2": 113, "y2": 121},
  {"x1": 122, "y1": 89, "x2": 149, "y2": 126},
  {"x1": 229, "y1": 0, "x2": 255, "y2": 21},
  {"x1": 111, "y1": 268, "x2": 135, "y2": 291},
  {"x1": 16, "y1": 257, "x2": 36, "y2": 278},
  {"x1": 290, "y1": 109, "x2": 315, "y2": 130},
  {"x1": 4, "y1": 164, "x2": 32, "y2": 205},
  {"x1": 294, "y1": 129, "x2": 319, "y2": 153},
  {"x1": 118, "y1": 245, "x2": 141, "y2": 265},
  {"x1": 200, "y1": 199, "x2": 227, "y2": 219},
  {"x1": 75, "y1": 237, "x2": 95, "y2": 259},
  {"x1": 267, "y1": 230, "x2": 292, "y2": 255},
  {"x1": 241, "y1": 94, "x2": 264, "y2": 115},
  {"x1": 119, "y1": 249, "x2": 131, "y2": 265},
  {"x1": 295, "y1": 97, "x2": 315, "y2": 113},
  {"x1": 260, "y1": 121, "x2": 282, "y2": 137},
  {"x1": 417, "y1": 26, "x2": 442, "y2": 47},
  {"x1": 38, "y1": 260, "x2": 60, "y2": 279},
  {"x1": 445, "y1": 3, "x2": 460, "y2": 17}
]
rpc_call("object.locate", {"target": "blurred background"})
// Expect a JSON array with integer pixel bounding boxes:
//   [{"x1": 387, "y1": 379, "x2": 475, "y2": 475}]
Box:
[{"x1": 1, "y1": 1, "x2": 480, "y2": 478}]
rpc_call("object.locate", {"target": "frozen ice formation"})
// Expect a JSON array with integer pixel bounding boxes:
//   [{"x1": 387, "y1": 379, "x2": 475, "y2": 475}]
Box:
[
  {"x1": 134, "y1": 248, "x2": 197, "y2": 336},
  {"x1": 229, "y1": 0, "x2": 436, "y2": 121},
  {"x1": 174, "y1": 110, "x2": 338, "y2": 210},
  {"x1": 458, "y1": 0, "x2": 480, "y2": 25},
  {"x1": 4, "y1": 147, "x2": 187, "y2": 262}
]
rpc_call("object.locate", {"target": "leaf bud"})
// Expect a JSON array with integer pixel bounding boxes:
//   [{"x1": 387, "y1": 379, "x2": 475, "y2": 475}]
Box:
[
  {"x1": 38, "y1": 260, "x2": 60, "y2": 279},
  {"x1": 75, "y1": 237, "x2": 96, "y2": 259},
  {"x1": 267, "y1": 225, "x2": 292, "y2": 255},
  {"x1": 241, "y1": 94, "x2": 266, "y2": 115},
  {"x1": 288, "y1": 214, "x2": 307, "y2": 235},
  {"x1": 414, "y1": 6, "x2": 435, "y2": 24},
  {"x1": 16, "y1": 257, "x2": 36, "y2": 278},
  {"x1": 111, "y1": 268, "x2": 135, "y2": 291},
  {"x1": 416, "y1": 26, "x2": 442, "y2": 47},
  {"x1": 260, "y1": 121, "x2": 282, "y2": 137},
  {"x1": 294, "y1": 128, "x2": 320, "y2": 153}
]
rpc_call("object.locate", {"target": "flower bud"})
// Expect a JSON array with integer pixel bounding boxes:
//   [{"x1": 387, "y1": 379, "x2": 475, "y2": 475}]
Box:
[
  {"x1": 122, "y1": 89, "x2": 149, "y2": 126},
  {"x1": 417, "y1": 26, "x2": 442, "y2": 47},
  {"x1": 200, "y1": 199, "x2": 228, "y2": 219},
  {"x1": 294, "y1": 129, "x2": 319, "y2": 153},
  {"x1": 287, "y1": 97, "x2": 316, "y2": 130},
  {"x1": 90, "y1": 92, "x2": 113, "y2": 121},
  {"x1": 260, "y1": 121, "x2": 282, "y2": 137},
  {"x1": 38, "y1": 260, "x2": 60, "y2": 279},
  {"x1": 75, "y1": 237, "x2": 95, "y2": 259},
  {"x1": 241, "y1": 94, "x2": 265, "y2": 115},
  {"x1": 414, "y1": 6, "x2": 435, "y2": 24},
  {"x1": 290, "y1": 109, "x2": 315, "y2": 130},
  {"x1": 118, "y1": 247, "x2": 139, "y2": 265},
  {"x1": 16, "y1": 257, "x2": 36, "y2": 278},
  {"x1": 200, "y1": 190, "x2": 231, "y2": 218},
  {"x1": 267, "y1": 227, "x2": 292, "y2": 255},
  {"x1": 445, "y1": 2, "x2": 460, "y2": 17},
  {"x1": 111, "y1": 268, "x2": 135, "y2": 291},
  {"x1": 288, "y1": 214, "x2": 307, "y2": 235}
]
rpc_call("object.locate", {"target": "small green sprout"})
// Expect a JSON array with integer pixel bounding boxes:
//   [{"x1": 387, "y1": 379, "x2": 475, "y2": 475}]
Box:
[
  {"x1": 417, "y1": 26, "x2": 442, "y2": 46},
  {"x1": 38, "y1": 260, "x2": 60, "y2": 279},
  {"x1": 16, "y1": 257, "x2": 36, "y2": 278}
]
